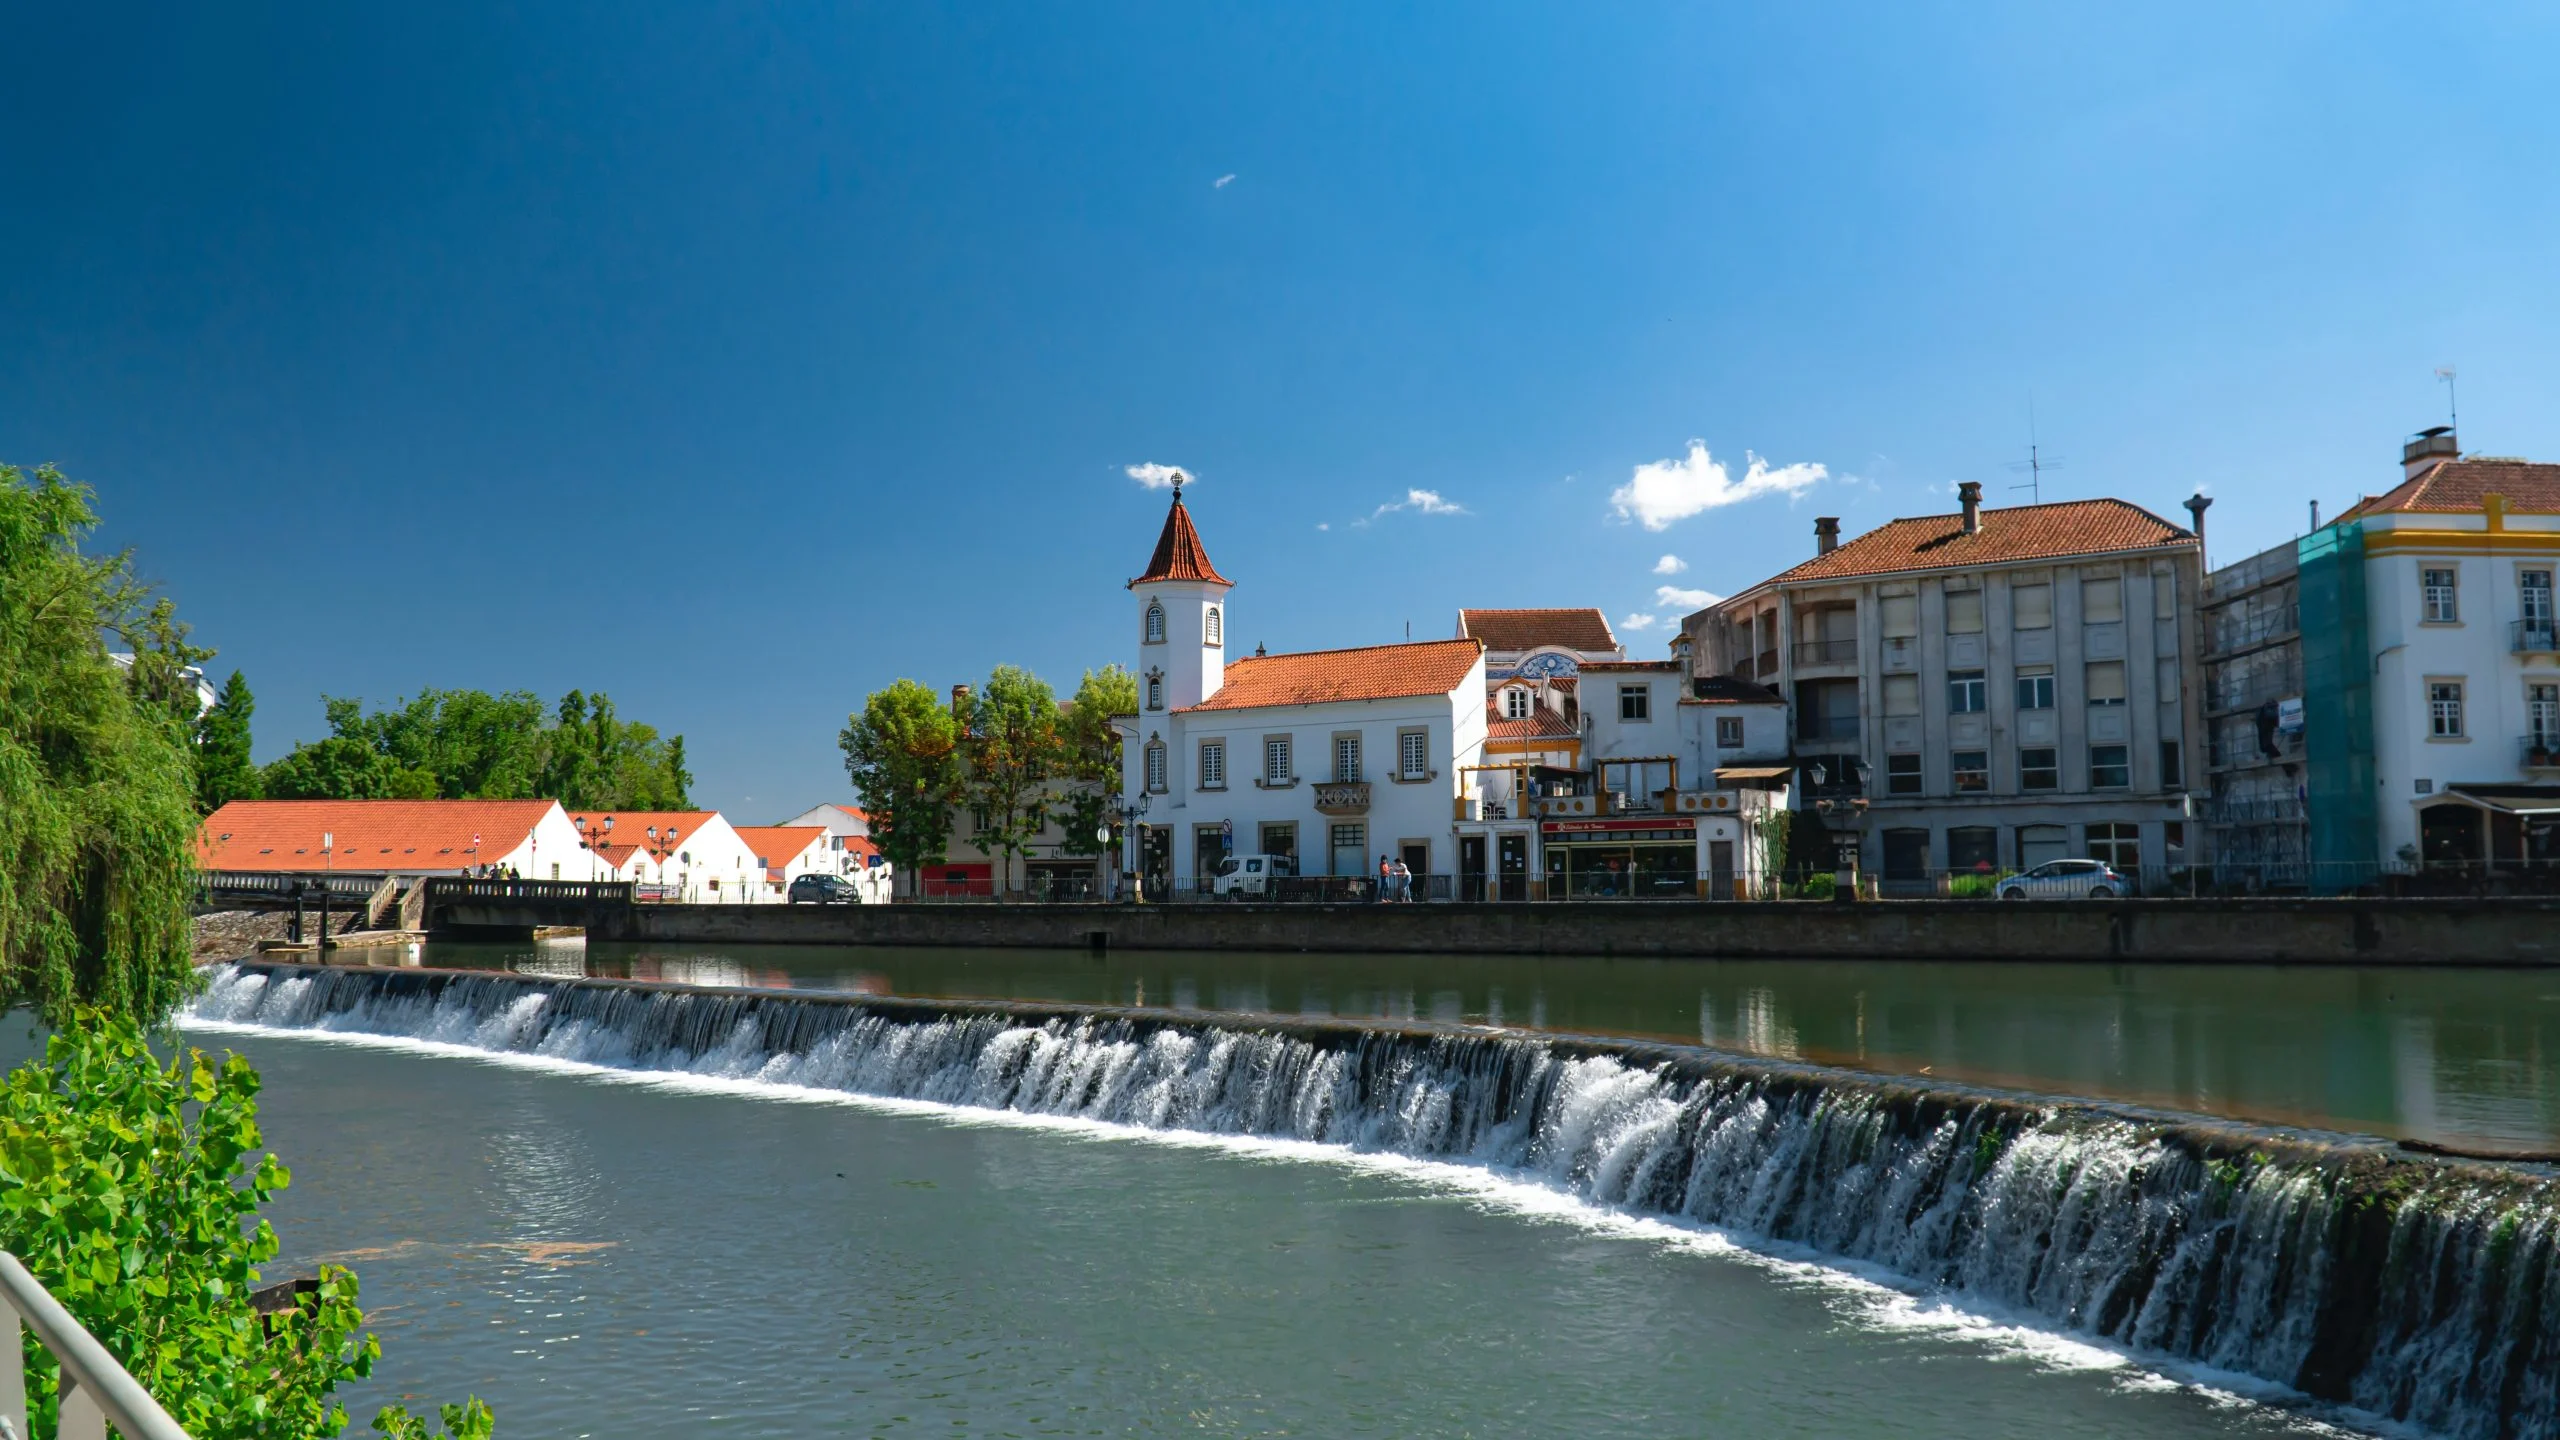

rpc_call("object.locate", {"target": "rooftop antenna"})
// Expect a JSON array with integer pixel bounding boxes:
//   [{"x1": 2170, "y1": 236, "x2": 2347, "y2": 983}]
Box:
[
  {"x1": 2435, "y1": 365, "x2": 2458, "y2": 436},
  {"x1": 2005, "y1": 400, "x2": 2065, "y2": 502}
]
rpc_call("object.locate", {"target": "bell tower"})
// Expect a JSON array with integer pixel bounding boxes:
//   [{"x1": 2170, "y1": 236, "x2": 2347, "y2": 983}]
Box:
[{"x1": 1130, "y1": 473, "x2": 1233, "y2": 714}]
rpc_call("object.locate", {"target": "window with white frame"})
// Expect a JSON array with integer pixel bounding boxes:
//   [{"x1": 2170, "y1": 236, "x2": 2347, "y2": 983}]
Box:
[
  {"x1": 1204, "y1": 606, "x2": 1221, "y2": 645},
  {"x1": 1885, "y1": 752, "x2": 1921, "y2": 795},
  {"x1": 2422, "y1": 567, "x2": 2459, "y2": 623},
  {"x1": 1947, "y1": 670, "x2": 1986, "y2": 713},
  {"x1": 1503, "y1": 687, "x2": 1531, "y2": 719},
  {"x1": 2019, "y1": 747, "x2": 2059, "y2": 791},
  {"x1": 1198, "y1": 740, "x2": 1225, "y2": 789},
  {"x1": 1333, "y1": 734, "x2": 1362, "y2": 782},
  {"x1": 1144, "y1": 601, "x2": 1166, "y2": 643},
  {"x1": 2530, "y1": 683, "x2": 2559, "y2": 743},
  {"x1": 2015, "y1": 666, "x2": 2054, "y2": 710},
  {"x1": 2524, "y1": 571, "x2": 2555, "y2": 640},
  {"x1": 1399, "y1": 730, "x2": 1428, "y2": 779},
  {"x1": 1618, "y1": 683, "x2": 1650, "y2": 721},
  {"x1": 2430, "y1": 680, "x2": 2465, "y2": 737},
  {"x1": 1951, "y1": 750, "x2": 1989, "y2": 793},
  {"x1": 1715, "y1": 716, "x2": 1745, "y2": 749},
  {"x1": 1145, "y1": 672, "x2": 1164, "y2": 711},
  {"x1": 1264, "y1": 735, "x2": 1293, "y2": 784},
  {"x1": 1144, "y1": 741, "x2": 1167, "y2": 792}
]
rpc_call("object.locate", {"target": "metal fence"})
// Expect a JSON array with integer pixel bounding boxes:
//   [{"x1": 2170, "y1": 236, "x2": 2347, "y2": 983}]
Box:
[{"x1": 0, "y1": 1250, "x2": 191, "y2": 1440}]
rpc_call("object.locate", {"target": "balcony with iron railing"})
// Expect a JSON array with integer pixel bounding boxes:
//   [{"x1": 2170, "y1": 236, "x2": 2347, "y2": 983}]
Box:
[
  {"x1": 1792, "y1": 636, "x2": 1860, "y2": 667},
  {"x1": 2515, "y1": 620, "x2": 2559, "y2": 655}
]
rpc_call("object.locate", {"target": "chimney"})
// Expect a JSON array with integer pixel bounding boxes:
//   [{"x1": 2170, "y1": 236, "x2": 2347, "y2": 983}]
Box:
[
  {"x1": 1814, "y1": 516, "x2": 1840, "y2": 555},
  {"x1": 2403, "y1": 426, "x2": 2458, "y2": 481},
  {"x1": 1957, "y1": 482, "x2": 1983, "y2": 535},
  {"x1": 950, "y1": 683, "x2": 971, "y2": 715},
  {"x1": 2182, "y1": 492, "x2": 2212, "y2": 559}
]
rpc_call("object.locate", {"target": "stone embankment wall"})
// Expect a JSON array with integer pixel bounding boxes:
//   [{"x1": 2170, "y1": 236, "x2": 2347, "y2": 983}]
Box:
[{"x1": 492, "y1": 897, "x2": 2560, "y2": 965}]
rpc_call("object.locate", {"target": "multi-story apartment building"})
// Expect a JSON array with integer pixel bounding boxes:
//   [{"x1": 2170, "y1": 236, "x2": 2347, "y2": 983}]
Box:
[
  {"x1": 2200, "y1": 538, "x2": 2309, "y2": 886},
  {"x1": 1684, "y1": 483, "x2": 2207, "y2": 888},
  {"x1": 2310, "y1": 430, "x2": 2560, "y2": 877}
]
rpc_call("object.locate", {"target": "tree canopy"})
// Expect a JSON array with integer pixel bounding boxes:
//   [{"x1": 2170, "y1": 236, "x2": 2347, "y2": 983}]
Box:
[
  {"x1": 260, "y1": 687, "x2": 691, "y2": 810},
  {"x1": 1055, "y1": 666, "x2": 1136, "y2": 858},
  {"x1": 839, "y1": 680, "x2": 962, "y2": 888},
  {"x1": 193, "y1": 670, "x2": 261, "y2": 812},
  {"x1": 0, "y1": 463, "x2": 201, "y2": 1024},
  {"x1": 958, "y1": 666, "x2": 1062, "y2": 892}
]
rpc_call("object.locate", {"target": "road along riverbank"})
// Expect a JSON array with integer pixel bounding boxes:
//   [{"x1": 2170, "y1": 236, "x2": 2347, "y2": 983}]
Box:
[
  {"x1": 460, "y1": 894, "x2": 2560, "y2": 965},
  {"x1": 193, "y1": 958, "x2": 2560, "y2": 1439}
]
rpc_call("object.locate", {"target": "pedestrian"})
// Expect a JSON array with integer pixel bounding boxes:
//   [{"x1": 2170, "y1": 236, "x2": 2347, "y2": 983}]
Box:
[
  {"x1": 1377, "y1": 852, "x2": 1391, "y2": 903},
  {"x1": 1391, "y1": 858, "x2": 1413, "y2": 902}
]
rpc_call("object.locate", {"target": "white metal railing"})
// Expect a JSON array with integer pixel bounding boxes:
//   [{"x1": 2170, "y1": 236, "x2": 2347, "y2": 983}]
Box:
[{"x1": 0, "y1": 1252, "x2": 191, "y2": 1440}]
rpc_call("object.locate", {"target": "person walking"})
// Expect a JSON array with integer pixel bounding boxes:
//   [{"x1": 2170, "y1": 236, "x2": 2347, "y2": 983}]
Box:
[
  {"x1": 1377, "y1": 853, "x2": 1391, "y2": 903},
  {"x1": 1391, "y1": 857, "x2": 1413, "y2": 903}
]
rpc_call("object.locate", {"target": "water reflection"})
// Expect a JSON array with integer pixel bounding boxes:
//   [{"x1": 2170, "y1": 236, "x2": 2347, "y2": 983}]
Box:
[{"x1": 424, "y1": 939, "x2": 2560, "y2": 1150}]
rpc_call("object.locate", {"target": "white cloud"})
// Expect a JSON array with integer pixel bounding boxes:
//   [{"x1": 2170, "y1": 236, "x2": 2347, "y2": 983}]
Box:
[
  {"x1": 1362, "y1": 488, "x2": 1468, "y2": 524},
  {"x1": 1653, "y1": 554, "x2": 1687, "y2": 575},
  {"x1": 1316, "y1": 522, "x2": 1330, "y2": 531},
  {"x1": 1620, "y1": 613, "x2": 1661, "y2": 632},
  {"x1": 1610, "y1": 442, "x2": 1826, "y2": 531},
  {"x1": 1655, "y1": 585, "x2": 1720, "y2": 611},
  {"x1": 1213, "y1": 174, "x2": 1236, "y2": 189},
  {"x1": 1126, "y1": 462, "x2": 1191, "y2": 490}
]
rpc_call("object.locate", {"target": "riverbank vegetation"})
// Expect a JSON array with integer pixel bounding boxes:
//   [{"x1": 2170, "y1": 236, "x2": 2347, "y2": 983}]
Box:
[
  {"x1": 257, "y1": 687, "x2": 692, "y2": 810},
  {"x1": 1, "y1": 462, "x2": 492, "y2": 1436}
]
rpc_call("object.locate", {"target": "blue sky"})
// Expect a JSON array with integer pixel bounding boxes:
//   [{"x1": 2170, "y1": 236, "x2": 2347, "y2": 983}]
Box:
[{"x1": 6, "y1": 4, "x2": 2557, "y2": 815}]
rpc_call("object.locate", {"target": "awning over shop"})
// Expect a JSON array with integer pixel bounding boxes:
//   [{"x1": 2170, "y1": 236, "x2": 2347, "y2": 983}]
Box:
[
  {"x1": 2434, "y1": 784, "x2": 2560, "y2": 817},
  {"x1": 1713, "y1": 765, "x2": 1794, "y2": 789}
]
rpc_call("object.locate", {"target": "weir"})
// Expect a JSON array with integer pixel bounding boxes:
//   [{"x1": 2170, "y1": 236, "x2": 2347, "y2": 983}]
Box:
[{"x1": 191, "y1": 960, "x2": 2560, "y2": 1439}]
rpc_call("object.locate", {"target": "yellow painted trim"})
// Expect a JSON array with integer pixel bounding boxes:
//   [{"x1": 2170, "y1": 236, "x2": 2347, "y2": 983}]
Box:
[{"x1": 2360, "y1": 527, "x2": 2560, "y2": 558}]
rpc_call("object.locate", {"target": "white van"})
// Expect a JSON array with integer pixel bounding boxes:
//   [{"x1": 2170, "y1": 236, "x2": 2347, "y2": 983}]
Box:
[{"x1": 1211, "y1": 853, "x2": 1297, "y2": 898}]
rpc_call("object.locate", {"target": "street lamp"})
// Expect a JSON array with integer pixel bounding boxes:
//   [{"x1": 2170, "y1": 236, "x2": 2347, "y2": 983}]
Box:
[
  {"x1": 571, "y1": 813, "x2": 616, "y2": 881},
  {"x1": 643, "y1": 824, "x2": 681, "y2": 898}
]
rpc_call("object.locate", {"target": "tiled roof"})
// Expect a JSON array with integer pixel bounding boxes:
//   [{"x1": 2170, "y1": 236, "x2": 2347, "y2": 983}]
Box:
[
  {"x1": 1750, "y1": 499, "x2": 2195, "y2": 589},
  {"x1": 1576, "y1": 659, "x2": 1679, "y2": 672},
  {"x1": 1458, "y1": 608, "x2": 1617, "y2": 654},
  {"x1": 1685, "y1": 675, "x2": 1784, "y2": 705},
  {"x1": 1130, "y1": 494, "x2": 1232, "y2": 587},
  {"x1": 1179, "y1": 639, "x2": 1483, "y2": 713},
  {"x1": 197, "y1": 799, "x2": 556, "y2": 872},
  {"x1": 732, "y1": 825, "x2": 826, "y2": 868},
  {"x1": 1488, "y1": 709, "x2": 1578, "y2": 741},
  {"x1": 585, "y1": 811, "x2": 724, "y2": 867},
  {"x1": 2340, "y1": 460, "x2": 2560, "y2": 520}
]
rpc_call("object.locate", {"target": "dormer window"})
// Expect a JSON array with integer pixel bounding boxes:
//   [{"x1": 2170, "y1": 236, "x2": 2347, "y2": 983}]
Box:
[
  {"x1": 1144, "y1": 601, "x2": 1166, "y2": 644},
  {"x1": 1502, "y1": 687, "x2": 1530, "y2": 719},
  {"x1": 1205, "y1": 605, "x2": 1222, "y2": 646}
]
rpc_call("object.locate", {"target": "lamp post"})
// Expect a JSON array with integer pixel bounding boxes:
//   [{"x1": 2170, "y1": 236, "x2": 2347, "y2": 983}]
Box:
[
  {"x1": 571, "y1": 813, "x2": 616, "y2": 881},
  {"x1": 1803, "y1": 761, "x2": 1870, "y2": 902},
  {"x1": 643, "y1": 824, "x2": 681, "y2": 898}
]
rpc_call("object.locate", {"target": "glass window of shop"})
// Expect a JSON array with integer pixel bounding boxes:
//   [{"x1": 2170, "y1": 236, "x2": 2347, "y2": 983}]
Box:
[{"x1": 1543, "y1": 828, "x2": 1699, "y2": 898}]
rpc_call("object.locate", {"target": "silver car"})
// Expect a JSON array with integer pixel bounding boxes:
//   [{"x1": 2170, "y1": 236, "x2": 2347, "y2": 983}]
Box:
[{"x1": 1997, "y1": 858, "x2": 2128, "y2": 899}]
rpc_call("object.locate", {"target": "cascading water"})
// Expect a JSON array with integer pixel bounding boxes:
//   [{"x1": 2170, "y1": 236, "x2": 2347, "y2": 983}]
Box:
[{"x1": 190, "y1": 962, "x2": 2560, "y2": 1440}]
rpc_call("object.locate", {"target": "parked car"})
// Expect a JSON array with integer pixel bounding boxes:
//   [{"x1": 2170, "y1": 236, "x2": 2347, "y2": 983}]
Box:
[
  {"x1": 788, "y1": 873, "x2": 863, "y2": 905},
  {"x1": 1997, "y1": 859, "x2": 2128, "y2": 900},
  {"x1": 1211, "y1": 852, "x2": 1297, "y2": 898}
]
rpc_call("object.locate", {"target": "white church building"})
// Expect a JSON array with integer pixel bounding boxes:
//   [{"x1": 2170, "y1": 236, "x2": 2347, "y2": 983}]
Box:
[{"x1": 1114, "y1": 483, "x2": 1489, "y2": 895}]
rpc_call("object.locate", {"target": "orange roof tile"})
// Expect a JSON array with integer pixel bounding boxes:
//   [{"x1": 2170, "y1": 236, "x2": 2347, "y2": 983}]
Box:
[
  {"x1": 1751, "y1": 499, "x2": 2194, "y2": 589},
  {"x1": 197, "y1": 799, "x2": 556, "y2": 872},
  {"x1": 732, "y1": 825, "x2": 827, "y2": 868},
  {"x1": 1130, "y1": 494, "x2": 1233, "y2": 587},
  {"x1": 1459, "y1": 608, "x2": 1617, "y2": 653},
  {"x1": 2339, "y1": 459, "x2": 2560, "y2": 520},
  {"x1": 1488, "y1": 710, "x2": 1578, "y2": 741},
  {"x1": 582, "y1": 811, "x2": 723, "y2": 866},
  {"x1": 1179, "y1": 639, "x2": 1483, "y2": 713}
]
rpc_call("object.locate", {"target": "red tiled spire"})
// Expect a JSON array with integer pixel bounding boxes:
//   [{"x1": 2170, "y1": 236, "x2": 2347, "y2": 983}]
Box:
[{"x1": 1130, "y1": 488, "x2": 1233, "y2": 588}]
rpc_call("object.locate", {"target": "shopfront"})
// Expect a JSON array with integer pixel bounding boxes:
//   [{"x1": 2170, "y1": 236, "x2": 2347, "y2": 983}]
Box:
[{"x1": 1541, "y1": 817, "x2": 1699, "y2": 898}]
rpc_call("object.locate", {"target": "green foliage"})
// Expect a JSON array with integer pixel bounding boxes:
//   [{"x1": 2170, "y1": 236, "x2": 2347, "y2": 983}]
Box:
[
  {"x1": 1055, "y1": 667, "x2": 1137, "y2": 858},
  {"x1": 840, "y1": 680, "x2": 963, "y2": 888},
  {"x1": 0, "y1": 463, "x2": 201, "y2": 1026},
  {"x1": 0, "y1": 1014, "x2": 490, "y2": 1438},
  {"x1": 1754, "y1": 809, "x2": 1789, "y2": 884},
  {"x1": 195, "y1": 671, "x2": 263, "y2": 811},
  {"x1": 1947, "y1": 870, "x2": 2013, "y2": 899},
  {"x1": 262, "y1": 688, "x2": 690, "y2": 809},
  {"x1": 957, "y1": 667, "x2": 1063, "y2": 893},
  {"x1": 1783, "y1": 808, "x2": 1835, "y2": 884},
  {"x1": 1787, "y1": 872, "x2": 1837, "y2": 900},
  {"x1": 372, "y1": 1400, "x2": 495, "y2": 1440}
]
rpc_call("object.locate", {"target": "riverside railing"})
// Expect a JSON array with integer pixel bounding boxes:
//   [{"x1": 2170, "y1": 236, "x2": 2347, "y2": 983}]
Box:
[{"x1": 0, "y1": 1251, "x2": 190, "y2": 1440}]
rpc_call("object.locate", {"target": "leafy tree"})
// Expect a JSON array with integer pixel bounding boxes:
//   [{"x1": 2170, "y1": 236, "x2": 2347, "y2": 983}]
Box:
[
  {"x1": 0, "y1": 463, "x2": 200, "y2": 1025},
  {"x1": 0, "y1": 1013, "x2": 492, "y2": 1439},
  {"x1": 195, "y1": 670, "x2": 263, "y2": 811},
  {"x1": 959, "y1": 667, "x2": 1064, "y2": 895},
  {"x1": 1056, "y1": 666, "x2": 1137, "y2": 858},
  {"x1": 839, "y1": 680, "x2": 962, "y2": 894},
  {"x1": 261, "y1": 688, "x2": 689, "y2": 809}
]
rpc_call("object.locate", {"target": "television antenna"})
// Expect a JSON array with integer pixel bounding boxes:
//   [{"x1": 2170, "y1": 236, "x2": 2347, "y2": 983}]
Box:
[
  {"x1": 2435, "y1": 365, "x2": 2458, "y2": 433},
  {"x1": 2005, "y1": 404, "x2": 2065, "y2": 502}
]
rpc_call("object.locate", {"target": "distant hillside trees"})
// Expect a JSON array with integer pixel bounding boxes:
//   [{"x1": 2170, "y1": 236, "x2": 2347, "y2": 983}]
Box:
[{"x1": 261, "y1": 686, "x2": 692, "y2": 810}]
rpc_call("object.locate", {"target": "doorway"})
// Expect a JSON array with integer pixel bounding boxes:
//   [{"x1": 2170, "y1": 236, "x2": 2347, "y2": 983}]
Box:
[
  {"x1": 1707, "y1": 839, "x2": 1735, "y2": 900},
  {"x1": 1460, "y1": 836, "x2": 1487, "y2": 902},
  {"x1": 1497, "y1": 833, "x2": 1529, "y2": 901}
]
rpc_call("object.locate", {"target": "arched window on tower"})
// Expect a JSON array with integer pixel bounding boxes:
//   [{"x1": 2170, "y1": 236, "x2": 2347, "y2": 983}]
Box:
[
  {"x1": 1144, "y1": 602, "x2": 1166, "y2": 644},
  {"x1": 1146, "y1": 672, "x2": 1164, "y2": 711},
  {"x1": 1144, "y1": 741, "x2": 1167, "y2": 792},
  {"x1": 1204, "y1": 606, "x2": 1222, "y2": 646}
]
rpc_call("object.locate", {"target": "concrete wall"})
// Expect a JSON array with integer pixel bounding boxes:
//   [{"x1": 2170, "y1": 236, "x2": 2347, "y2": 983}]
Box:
[{"x1": 545, "y1": 896, "x2": 2560, "y2": 966}]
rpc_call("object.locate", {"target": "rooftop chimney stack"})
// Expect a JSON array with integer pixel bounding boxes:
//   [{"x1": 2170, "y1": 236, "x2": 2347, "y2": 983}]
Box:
[
  {"x1": 2403, "y1": 426, "x2": 2459, "y2": 481},
  {"x1": 1814, "y1": 516, "x2": 1840, "y2": 555},
  {"x1": 950, "y1": 683, "x2": 971, "y2": 714},
  {"x1": 2182, "y1": 492, "x2": 2212, "y2": 561},
  {"x1": 1957, "y1": 482, "x2": 1983, "y2": 535}
]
